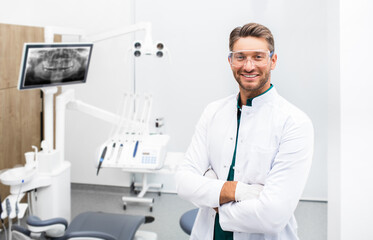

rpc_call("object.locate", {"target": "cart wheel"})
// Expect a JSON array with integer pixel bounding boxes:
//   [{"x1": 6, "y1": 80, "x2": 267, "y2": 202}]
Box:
[
  {"x1": 149, "y1": 206, "x2": 153, "y2": 212},
  {"x1": 123, "y1": 205, "x2": 127, "y2": 210}
]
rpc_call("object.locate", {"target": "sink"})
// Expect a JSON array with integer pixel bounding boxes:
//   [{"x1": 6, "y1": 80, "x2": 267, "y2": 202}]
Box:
[{"x1": 0, "y1": 167, "x2": 36, "y2": 186}]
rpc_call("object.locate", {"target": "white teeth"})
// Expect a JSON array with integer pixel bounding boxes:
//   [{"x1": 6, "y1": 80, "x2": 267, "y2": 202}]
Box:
[{"x1": 243, "y1": 74, "x2": 257, "y2": 78}]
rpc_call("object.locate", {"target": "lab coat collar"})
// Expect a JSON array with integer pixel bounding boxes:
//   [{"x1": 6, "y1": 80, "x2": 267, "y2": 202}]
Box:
[{"x1": 236, "y1": 84, "x2": 276, "y2": 110}]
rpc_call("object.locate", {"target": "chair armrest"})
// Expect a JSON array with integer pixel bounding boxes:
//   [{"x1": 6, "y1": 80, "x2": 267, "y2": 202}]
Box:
[
  {"x1": 27, "y1": 215, "x2": 68, "y2": 237},
  {"x1": 62, "y1": 231, "x2": 117, "y2": 240}
]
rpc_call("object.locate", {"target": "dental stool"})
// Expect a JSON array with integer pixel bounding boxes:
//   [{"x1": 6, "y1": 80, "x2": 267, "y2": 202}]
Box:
[
  {"x1": 12, "y1": 211, "x2": 157, "y2": 240},
  {"x1": 179, "y1": 208, "x2": 198, "y2": 235}
]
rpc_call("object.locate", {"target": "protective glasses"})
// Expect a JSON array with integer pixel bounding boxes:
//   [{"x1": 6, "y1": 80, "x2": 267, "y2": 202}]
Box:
[{"x1": 228, "y1": 50, "x2": 274, "y2": 67}]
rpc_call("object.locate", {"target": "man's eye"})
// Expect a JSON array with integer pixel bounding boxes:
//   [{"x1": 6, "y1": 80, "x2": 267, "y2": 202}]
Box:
[
  {"x1": 235, "y1": 55, "x2": 245, "y2": 61},
  {"x1": 254, "y1": 53, "x2": 267, "y2": 60},
  {"x1": 254, "y1": 55, "x2": 264, "y2": 59}
]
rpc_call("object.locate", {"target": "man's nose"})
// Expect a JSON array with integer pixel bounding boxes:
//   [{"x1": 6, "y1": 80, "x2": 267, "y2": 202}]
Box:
[{"x1": 243, "y1": 59, "x2": 255, "y2": 70}]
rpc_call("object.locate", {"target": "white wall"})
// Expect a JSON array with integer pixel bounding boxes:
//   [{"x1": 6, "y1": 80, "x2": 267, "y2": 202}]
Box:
[
  {"x1": 0, "y1": 0, "x2": 135, "y2": 186},
  {"x1": 328, "y1": 0, "x2": 373, "y2": 239},
  {"x1": 134, "y1": 0, "x2": 328, "y2": 200}
]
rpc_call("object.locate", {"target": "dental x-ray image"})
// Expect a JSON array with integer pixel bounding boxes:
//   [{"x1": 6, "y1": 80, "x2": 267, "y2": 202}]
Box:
[{"x1": 18, "y1": 43, "x2": 93, "y2": 90}]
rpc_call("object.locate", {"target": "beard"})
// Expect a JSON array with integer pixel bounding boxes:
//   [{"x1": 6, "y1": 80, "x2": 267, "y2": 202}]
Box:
[{"x1": 234, "y1": 69, "x2": 271, "y2": 93}]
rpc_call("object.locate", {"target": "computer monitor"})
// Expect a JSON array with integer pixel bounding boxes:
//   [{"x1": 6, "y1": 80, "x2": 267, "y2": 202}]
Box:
[{"x1": 18, "y1": 43, "x2": 93, "y2": 90}]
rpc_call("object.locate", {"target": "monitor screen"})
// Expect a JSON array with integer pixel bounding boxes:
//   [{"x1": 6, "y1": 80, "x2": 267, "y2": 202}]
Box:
[{"x1": 18, "y1": 43, "x2": 93, "y2": 90}]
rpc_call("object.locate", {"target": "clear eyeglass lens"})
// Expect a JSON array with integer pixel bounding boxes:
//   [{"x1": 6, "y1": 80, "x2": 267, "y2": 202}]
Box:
[{"x1": 230, "y1": 51, "x2": 270, "y2": 67}]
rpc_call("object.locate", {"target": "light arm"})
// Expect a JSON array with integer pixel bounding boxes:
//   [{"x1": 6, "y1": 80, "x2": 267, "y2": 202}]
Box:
[
  {"x1": 83, "y1": 22, "x2": 151, "y2": 43},
  {"x1": 56, "y1": 89, "x2": 140, "y2": 161},
  {"x1": 44, "y1": 22, "x2": 155, "y2": 55}
]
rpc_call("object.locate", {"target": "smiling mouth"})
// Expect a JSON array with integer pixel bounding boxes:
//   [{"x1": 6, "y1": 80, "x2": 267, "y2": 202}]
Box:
[
  {"x1": 241, "y1": 72, "x2": 260, "y2": 79},
  {"x1": 242, "y1": 74, "x2": 258, "y2": 78}
]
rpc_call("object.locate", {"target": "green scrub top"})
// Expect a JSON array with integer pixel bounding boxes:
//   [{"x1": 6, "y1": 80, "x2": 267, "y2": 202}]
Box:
[{"x1": 213, "y1": 85, "x2": 273, "y2": 240}]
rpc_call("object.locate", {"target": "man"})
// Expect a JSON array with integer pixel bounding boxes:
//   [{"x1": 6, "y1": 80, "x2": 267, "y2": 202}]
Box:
[{"x1": 175, "y1": 23, "x2": 314, "y2": 240}]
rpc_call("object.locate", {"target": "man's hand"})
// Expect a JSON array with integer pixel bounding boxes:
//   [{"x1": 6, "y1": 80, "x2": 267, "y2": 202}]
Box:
[
  {"x1": 203, "y1": 168, "x2": 264, "y2": 209},
  {"x1": 220, "y1": 181, "x2": 238, "y2": 204},
  {"x1": 219, "y1": 181, "x2": 264, "y2": 205}
]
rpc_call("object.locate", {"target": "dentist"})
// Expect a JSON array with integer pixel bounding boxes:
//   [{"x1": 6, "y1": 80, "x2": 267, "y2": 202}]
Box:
[{"x1": 176, "y1": 23, "x2": 314, "y2": 240}]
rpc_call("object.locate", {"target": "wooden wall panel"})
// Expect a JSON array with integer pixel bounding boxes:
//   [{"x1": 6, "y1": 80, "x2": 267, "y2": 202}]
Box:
[
  {"x1": 20, "y1": 89, "x2": 42, "y2": 156},
  {"x1": 0, "y1": 23, "x2": 51, "y2": 200},
  {"x1": 0, "y1": 88, "x2": 41, "y2": 167},
  {"x1": 0, "y1": 24, "x2": 44, "y2": 89},
  {"x1": 0, "y1": 88, "x2": 22, "y2": 169}
]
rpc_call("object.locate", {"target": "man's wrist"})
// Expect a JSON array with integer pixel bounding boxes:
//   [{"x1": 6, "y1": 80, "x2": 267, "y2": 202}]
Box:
[{"x1": 219, "y1": 181, "x2": 237, "y2": 205}]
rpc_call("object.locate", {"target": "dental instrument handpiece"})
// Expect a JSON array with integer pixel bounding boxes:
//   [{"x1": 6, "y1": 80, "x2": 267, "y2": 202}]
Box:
[
  {"x1": 6, "y1": 198, "x2": 12, "y2": 240},
  {"x1": 133, "y1": 140, "x2": 139, "y2": 158},
  {"x1": 96, "y1": 146, "x2": 108, "y2": 176},
  {"x1": 107, "y1": 142, "x2": 116, "y2": 161},
  {"x1": 116, "y1": 143, "x2": 124, "y2": 163},
  {"x1": 5, "y1": 198, "x2": 11, "y2": 217},
  {"x1": 15, "y1": 203, "x2": 19, "y2": 219}
]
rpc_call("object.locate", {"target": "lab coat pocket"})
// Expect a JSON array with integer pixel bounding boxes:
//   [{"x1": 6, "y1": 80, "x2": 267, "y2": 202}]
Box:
[{"x1": 238, "y1": 146, "x2": 278, "y2": 184}]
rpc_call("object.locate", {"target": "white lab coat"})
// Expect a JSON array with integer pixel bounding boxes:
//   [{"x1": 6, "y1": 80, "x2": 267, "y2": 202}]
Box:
[{"x1": 176, "y1": 87, "x2": 314, "y2": 240}]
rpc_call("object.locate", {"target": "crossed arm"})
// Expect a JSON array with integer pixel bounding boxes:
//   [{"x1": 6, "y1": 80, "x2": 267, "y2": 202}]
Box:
[{"x1": 204, "y1": 170, "x2": 263, "y2": 211}]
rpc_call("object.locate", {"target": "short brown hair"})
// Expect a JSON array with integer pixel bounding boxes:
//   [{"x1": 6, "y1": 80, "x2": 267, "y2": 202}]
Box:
[{"x1": 229, "y1": 23, "x2": 275, "y2": 52}]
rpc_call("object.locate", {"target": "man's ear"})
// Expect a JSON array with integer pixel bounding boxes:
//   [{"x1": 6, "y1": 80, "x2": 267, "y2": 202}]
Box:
[{"x1": 270, "y1": 53, "x2": 277, "y2": 70}]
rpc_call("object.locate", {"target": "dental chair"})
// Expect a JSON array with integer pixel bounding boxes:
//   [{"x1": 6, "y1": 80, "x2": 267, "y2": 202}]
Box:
[
  {"x1": 11, "y1": 211, "x2": 157, "y2": 240},
  {"x1": 179, "y1": 208, "x2": 198, "y2": 235}
]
